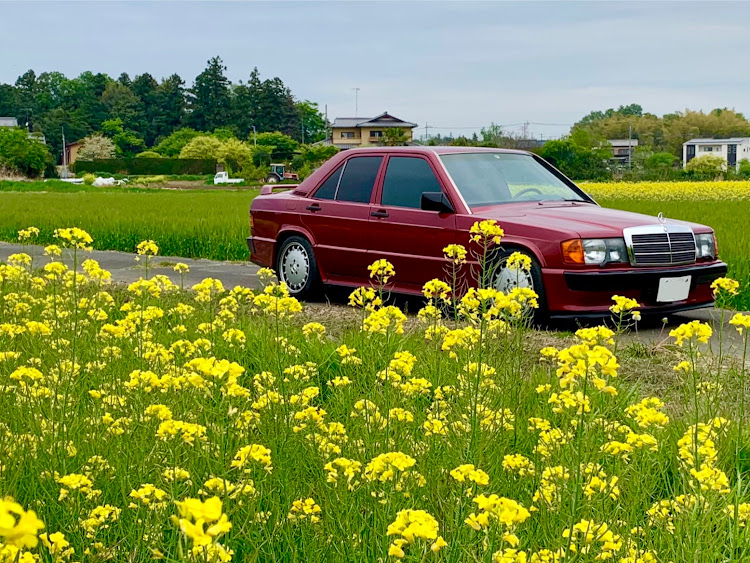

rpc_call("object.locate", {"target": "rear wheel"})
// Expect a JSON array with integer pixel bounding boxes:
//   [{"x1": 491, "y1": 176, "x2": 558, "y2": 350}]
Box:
[
  {"x1": 491, "y1": 248, "x2": 548, "y2": 323},
  {"x1": 265, "y1": 173, "x2": 281, "y2": 183},
  {"x1": 276, "y1": 235, "x2": 320, "y2": 299}
]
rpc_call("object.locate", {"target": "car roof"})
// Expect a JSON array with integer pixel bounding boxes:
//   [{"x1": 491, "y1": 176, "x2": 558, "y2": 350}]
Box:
[{"x1": 339, "y1": 146, "x2": 532, "y2": 156}]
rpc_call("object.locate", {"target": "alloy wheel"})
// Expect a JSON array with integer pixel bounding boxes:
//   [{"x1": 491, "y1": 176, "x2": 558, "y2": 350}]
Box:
[{"x1": 280, "y1": 243, "x2": 310, "y2": 292}]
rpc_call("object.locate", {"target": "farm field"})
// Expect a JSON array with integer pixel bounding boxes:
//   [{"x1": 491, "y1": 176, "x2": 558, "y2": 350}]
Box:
[
  {"x1": 1, "y1": 227, "x2": 750, "y2": 562},
  {"x1": 0, "y1": 188, "x2": 258, "y2": 261}
]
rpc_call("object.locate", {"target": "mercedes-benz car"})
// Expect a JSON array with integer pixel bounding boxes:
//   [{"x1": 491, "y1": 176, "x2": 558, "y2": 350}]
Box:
[{"x1": 247, "y1": 147, "x2": 726, "y2": 319}]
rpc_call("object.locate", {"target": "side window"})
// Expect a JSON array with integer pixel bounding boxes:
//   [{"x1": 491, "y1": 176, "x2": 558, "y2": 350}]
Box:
[
  {"x1": 336, "y1": 156, "x2": 382, "y2": 203},
  {"x1": 313, "y1": 164, "x2": 343, "y2": 200},
  {"x1": 381, "y1": 157, "x2": 443, "y2": 209}
]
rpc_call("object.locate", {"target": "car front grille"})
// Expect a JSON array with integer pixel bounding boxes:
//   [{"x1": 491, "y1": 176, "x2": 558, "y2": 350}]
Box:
[{"x1": 623, "y1": 225, "x2": 696, "y2": 266}]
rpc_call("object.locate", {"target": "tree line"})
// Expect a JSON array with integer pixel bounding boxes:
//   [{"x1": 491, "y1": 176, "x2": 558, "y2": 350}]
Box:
[{"x1": 0, "y1": 56, "x2": 327, "y2": 161}]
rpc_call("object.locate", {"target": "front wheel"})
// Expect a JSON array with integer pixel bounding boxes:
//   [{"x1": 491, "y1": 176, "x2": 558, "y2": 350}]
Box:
[
  {"x1": 491, "y1": 249, "x2": 548, "y2": 324},
  {"x1": 276, "y1": 235, "x2": 321, "y2": 299}
]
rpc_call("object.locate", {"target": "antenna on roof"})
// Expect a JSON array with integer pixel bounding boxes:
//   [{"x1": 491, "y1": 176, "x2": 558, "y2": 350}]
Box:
[{"x1": 352, "y1": 88, "x2": 360, "y2": 118}]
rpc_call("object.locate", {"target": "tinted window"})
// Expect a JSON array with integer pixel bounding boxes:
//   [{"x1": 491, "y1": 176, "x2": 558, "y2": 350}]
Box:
[
  {"x1": 313, "y1": 164, "x2": 343, "y2": 200},
  {"x1": 336, "y1": 157, "x2": 382, "y2": 203},
  {"x1": 381, "y1": 157, "x2": 443, "y2": 208}
]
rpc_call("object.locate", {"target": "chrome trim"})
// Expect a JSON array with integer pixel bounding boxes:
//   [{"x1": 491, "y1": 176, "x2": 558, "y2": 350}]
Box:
[{"x1": 623, "y1": 224, "x2": 696, "y2": 267}]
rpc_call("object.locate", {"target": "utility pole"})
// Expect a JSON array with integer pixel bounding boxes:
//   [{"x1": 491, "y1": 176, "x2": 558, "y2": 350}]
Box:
[
  {"x1": 352, "y1": 87, "x2": 360, "y2": 118},
  {"x1": 425, "y1": 123, "x2": 430, "y2": 142},
  {"x1": 251, "y1": 125, "x2": 257, "y2": 147},
  {"x1": 301, "y1": 120, "x2": 305, "y2": 145},
  {"x1": 628, "y1": 122, "x2": 632, "y2": 169},
  {"x1": 325, "y1": 104, "x2": 329, "y2": 142},
  {"x1": 61, "y1": 126, "x2": 68, "y2": 179}
]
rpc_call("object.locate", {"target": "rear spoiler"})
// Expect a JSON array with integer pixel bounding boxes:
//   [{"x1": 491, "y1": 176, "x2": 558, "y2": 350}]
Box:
[{"x1": 260, "y1": 184, "x2": 299, "y2": 195}]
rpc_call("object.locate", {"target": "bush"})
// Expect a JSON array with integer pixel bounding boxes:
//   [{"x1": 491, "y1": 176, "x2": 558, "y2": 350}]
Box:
[
  {"x1": 135, "y1": 150, "x2": 165, "y2": 159},
  {"x1": 0, "y1": 127, "x2": 52, "y2": 177},
  {"x1": 685, "y1": 154, "x2": 726, "y2": 179},
  {"x1": 73, "y1": 158, "x2": 216, "y2": 175},
  {"x1": 179, "y1": 136, "x2": 224, "y2": 161},
  {"x1": 82, "y1": 173, "x2": 96, "y2": 185},
  {"x1": 152, "y1": 128, "x2": 200, "y2": 157},
  {"x1": 238, "y1": 163, "x2": 267, "y2": 183}
]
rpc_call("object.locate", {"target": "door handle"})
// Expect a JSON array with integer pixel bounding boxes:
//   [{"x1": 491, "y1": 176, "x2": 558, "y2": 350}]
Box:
[
  {"x1": 306, "y1": 204, "x2": 322, "y2": 212},
  {"x1": 371, "y1": 210, "x2": 389, "y2": 218}
]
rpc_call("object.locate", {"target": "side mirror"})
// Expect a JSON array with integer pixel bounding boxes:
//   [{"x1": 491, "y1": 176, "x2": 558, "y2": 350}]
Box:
[{"x1": 421, "y1": 192, "x2": 455, "y2": 213}]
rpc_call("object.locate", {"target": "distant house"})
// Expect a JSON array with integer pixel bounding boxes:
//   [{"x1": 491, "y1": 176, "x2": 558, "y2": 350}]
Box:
[
  {"x1": 683, "y1": 138, "x2": 750, "y2": 171},
  {"x1": 330, "y1": 112, "x2": 418, "y2": 149},
  {"x1": 65, "y1": 141, "x2": 83, "y2": 165},
  {"x1": 607, "y1": 139, "x2": 638, "y2": 164},
  {"x1": 0, "y1": 117, "x2": 46, "y2": 144}
]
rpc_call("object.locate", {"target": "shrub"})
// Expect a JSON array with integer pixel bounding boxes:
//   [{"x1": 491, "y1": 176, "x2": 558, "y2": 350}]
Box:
[
  {"x1": 218, "y1": 138, "x2": 253, "y2": 172},
  {"x1": 73, "y1": 158, "x2": 216, "y2": 175},
  {"x1": 152, "y1": 128, "x2": 200, "y2": 157},
  {"x1": 81, "y1": 173, "x2": 96, "y2": 185},
  {"x1": 135, "y1": 150, "x2": 165, "y2": 159},
  {"x1": 685, "y1": 154, "x2": 726, "y2": 178},
  {"x1": 0, "y1": 127, "x2": 52, "y2": 177},
  {"x1": 179, "y1": 136, "x2": 224, "y2": 161}
]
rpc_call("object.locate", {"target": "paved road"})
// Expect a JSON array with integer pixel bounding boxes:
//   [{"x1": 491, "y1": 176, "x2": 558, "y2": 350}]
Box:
[
  {"x1": 0, "y1": 242, "x2": 261, "y2": 288},
  {"x1": 1, "y1": 242, "x2": 746, "y2": 355}
]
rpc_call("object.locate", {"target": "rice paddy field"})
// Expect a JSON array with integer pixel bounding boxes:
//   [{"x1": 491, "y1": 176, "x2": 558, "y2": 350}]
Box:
[{"x1": 0, "y1": 179, "x2": 749, "y2": 307}]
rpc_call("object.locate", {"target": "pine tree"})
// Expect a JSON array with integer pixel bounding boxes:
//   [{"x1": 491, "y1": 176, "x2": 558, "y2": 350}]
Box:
[{"x1": 186, "y1": 57, "x2": 231, "y2": 132}]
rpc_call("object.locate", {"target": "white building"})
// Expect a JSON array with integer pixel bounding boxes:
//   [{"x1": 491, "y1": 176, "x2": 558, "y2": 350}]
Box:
[{"x1": 682, "y1": 137, "x2": 750, "y2": 171}]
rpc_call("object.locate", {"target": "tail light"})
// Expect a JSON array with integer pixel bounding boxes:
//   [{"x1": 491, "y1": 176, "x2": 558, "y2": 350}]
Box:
[{"x1": 249, "y1": 212, "x2": 254, "y2": 234}]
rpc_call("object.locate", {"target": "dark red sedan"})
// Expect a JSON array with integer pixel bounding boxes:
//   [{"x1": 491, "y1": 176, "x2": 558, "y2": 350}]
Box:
[{"x1": 248, "y1": 147, "x2": 726, "y2": 319}]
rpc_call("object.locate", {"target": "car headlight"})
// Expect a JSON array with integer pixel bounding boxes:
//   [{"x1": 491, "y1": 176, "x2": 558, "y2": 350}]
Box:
[
  {"x1": 695, "y1": 233, "x2": 716, "y2": 259},
  {"x1": 562, "y1": 238, "x2": 629, "y2": 265}
]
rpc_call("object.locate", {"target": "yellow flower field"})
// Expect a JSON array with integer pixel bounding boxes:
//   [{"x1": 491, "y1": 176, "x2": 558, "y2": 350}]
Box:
[
  {"x1": 1, "y1": 224, "x2": 750, "y2": 562},
  {"x1": 581, "y1": 181, "x2": 750, "y2": 201}
]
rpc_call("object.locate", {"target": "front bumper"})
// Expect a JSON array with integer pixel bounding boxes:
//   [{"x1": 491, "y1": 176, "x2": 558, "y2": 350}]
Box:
[{"x1": 543, "y1": 261, "x2": 727, "y2": 318}]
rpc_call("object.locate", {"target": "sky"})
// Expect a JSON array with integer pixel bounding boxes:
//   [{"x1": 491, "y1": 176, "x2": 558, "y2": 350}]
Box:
[{"x1": 2, "y1": 1, "x2": 750, "y2": 140}]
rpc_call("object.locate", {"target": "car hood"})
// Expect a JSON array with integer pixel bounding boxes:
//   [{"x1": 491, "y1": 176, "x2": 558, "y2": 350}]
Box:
[{"x1": 472, "y1": 202, "x2": 710, "y2": 238}]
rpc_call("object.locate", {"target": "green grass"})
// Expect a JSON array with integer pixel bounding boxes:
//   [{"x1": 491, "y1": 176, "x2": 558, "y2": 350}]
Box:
[
  {"x1": 598, "y1": 197, "x2": 750, "y2": 310},
  {"x1": 0, "y1": 189, "x2": 258, "y2": 260}
]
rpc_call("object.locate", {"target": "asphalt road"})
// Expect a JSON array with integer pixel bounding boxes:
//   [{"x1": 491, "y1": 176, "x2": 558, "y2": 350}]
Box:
[{"x1": 1, "y1": 242, "x2": 746, "y2": 356}]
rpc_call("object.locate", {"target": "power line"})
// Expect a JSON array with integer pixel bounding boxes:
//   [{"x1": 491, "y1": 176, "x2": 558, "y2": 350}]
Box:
[{"x1": 423, "y1": 122, "x2": 571, "y2": 130}]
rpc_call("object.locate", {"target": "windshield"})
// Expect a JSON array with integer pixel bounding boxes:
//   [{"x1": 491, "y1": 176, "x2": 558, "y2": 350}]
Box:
[{"x1": 439, "y1": 152, "x2": 587, "y2": 208}]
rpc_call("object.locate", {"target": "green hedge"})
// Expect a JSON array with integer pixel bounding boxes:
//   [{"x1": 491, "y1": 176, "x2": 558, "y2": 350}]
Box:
[{"x1": 73, "y1": 158, "x2": 217, "y2": 175}]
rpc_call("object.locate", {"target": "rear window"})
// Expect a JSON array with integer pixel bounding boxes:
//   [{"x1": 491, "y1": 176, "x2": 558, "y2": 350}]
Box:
[
  {"x1": 335, "y1": 157, "x2": 382, "y2": 203},
  {"x1": 313, "y1": 164, "x2": 343, "y2": 200}
]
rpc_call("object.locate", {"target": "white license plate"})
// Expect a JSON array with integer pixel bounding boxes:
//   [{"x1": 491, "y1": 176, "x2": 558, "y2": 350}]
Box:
[{"x1": 657, "y1": 275, "x2": 691, "y2": 302}]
